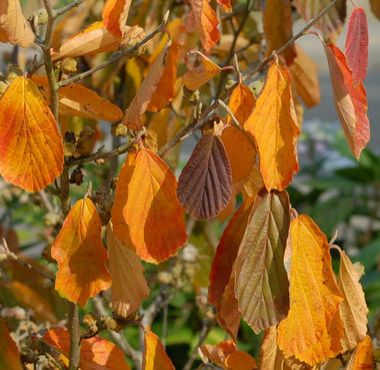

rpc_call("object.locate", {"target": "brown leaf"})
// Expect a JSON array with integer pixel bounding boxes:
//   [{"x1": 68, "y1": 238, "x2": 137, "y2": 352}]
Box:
[
  {"x1": 177, "y1": 132, "x2": 232, "y2": 220},
  {"x1": 0, "y1": 319, "x2": 22, "y2": 370}
]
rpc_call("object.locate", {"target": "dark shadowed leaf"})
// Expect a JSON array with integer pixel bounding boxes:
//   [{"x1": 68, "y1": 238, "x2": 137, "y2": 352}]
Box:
[
  {"x1": 234, "y1": 191, "x2": 290, "y2": 334},
  {"x1": 177, "y1": 133, "x2": 232, "y2": 220}
]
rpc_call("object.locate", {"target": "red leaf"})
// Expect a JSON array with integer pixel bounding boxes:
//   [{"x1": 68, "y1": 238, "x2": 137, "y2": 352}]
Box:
[{"x1": 345, "y1": 7, "x2": 368, "y2": 85}]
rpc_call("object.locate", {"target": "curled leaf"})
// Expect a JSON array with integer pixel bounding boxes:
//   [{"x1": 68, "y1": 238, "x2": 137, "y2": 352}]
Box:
[
  {"x1": 178, "y1": 132, "x2": 232, "y2": 220},
  {"x1": 102, "y1": 0, "x2": 132, "y2": 36},
  {"x1": 347, "y1": 336, "x2": 374, "y2": 370}
]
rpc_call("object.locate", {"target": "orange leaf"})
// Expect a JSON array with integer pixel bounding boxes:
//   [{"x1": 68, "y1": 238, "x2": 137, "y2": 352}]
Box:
[
  {"x1": 102, "y1": 0, "x2": 132, "y2": 36},
  {"x1": 189, "y1": 0, "x2": 220, "y2": 52},
  {"x1": 177, "y1": 132, "x2": 232, "y2": 220},
  {"x1": 0, "y1": 76, "x2": 63, "y2": 192},
  {"x1": 124, "y1": 43, "x2": 174, "y2": 130},
  {"x1": 32, "y1": 75, "x2": 123, "y2": 122},
  {"x1": 335, "y1": 246, "x2": 368, "y2": 352},
  {"x1": 290, "y1": 45, "x2": 320, "y2": 108},
  {"x1": 52, "y1": 21, "x2": 144, "y2": 60},
  {"x1": 111, "y1": 148, "x2": 186, "y2": 263},
  {"x1": 217, "y1": 0, "x2": 232, "y2": 12},
  {"x1": 221, "y1": 125, "x2": 256, "y2": 186},
  {"x1": 142, "y1": 328, "x2": 175, "y2": 370},
  {"x1": 347, "y1": 336, "x2": 374, "y2": 370},
  {"x1": 224, "y1": 350, "x2": 257, "y2": 370},
  {"x1": 345, "y1": 7, "x2": 368, "y2": 86},
  {"x1": 147, "y1": 42, "x2": 180, "y2": 113},
  {"x1": 227, "y1": 83, "x2": 256, "y2": 127},
  {"x1": 0, "y1": 0, "x2": 34, "y2": 47},
  {"x1": 199, "y1": 340, "x2": 237, "y2": 368},
  {"x1": 45, "y1": 328, "x2": 131, "y2": 370},
  {"x1": 51, "y1": 198, "x2": 111, "y2": 306},
  {"x1": 183, "y1": 52, "x2": 221, "y2": 91},
  {"x1": 263, "y1": 0, "x2": 296, "y2": 65},
  {"x1": 107, "y1": 224, "x2": 149, "y2": 318},
  {"x1": 324, "y1": 43, "x2": 370, "y2": 159},
  {"x1": 277, "y1": 214, "x2": 343, "y2": 365},
  {"x1": 245, "y1": 61, "x2": 300, "y2": 191},
  {"x1": 0, "y1": 320, "x2": 22, "y2": 370}
]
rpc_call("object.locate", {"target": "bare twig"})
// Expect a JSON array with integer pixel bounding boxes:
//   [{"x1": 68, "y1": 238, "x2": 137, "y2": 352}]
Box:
[
  {"x1": 158, "y1": 0, "x2": 343, "y2": 157},
  {"x1": 53, "y1": 0, "x2": 84, "y2": 19},
  {"x1": 59, "y1": 12, "x2": 170, "y2": 87}
]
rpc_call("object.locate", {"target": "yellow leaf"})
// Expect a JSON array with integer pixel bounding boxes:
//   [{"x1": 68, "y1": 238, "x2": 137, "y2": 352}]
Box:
[
  {"x1": 335, "y1": 246, "x2": 368, "y2": 352},
  {"x1": 107, "y1": 224, "x2": 149, "y2": 318},
  {"x1": 0, "y1": 0, "x2": 34, "y2": 47},
  {"x1": 245, "y1": 61, "x2": 300, "y2": 191},
  {"x1": 51, "y1": 198, "x2": 112, "y2": 306},
  {"x1": 183, "y1": 52, "x2": 221, "y2": 91},
  {"x1": 32, "y1": 76, "x2": 123, "y2": 122},
  {"x1": 277, "y1": 215, "x2": 344, "y2": 365},
  {"x1": 111, "y1": 147, "x2": 187, "y2": 263},
  {"x1": 290, "y1": 45, "x2": 320, "y2": 108},
  {"x1": 0, "y1": 320, "x2": 22, "y2": 370},
  {"x1": 102, "y1": 0, "x2": 132, "y2": 36},
  {"x1": 228, "y1": 83, "x2": 256, "y2": 127},
  {"x1": 0, "y1": 76, "x2": 64, "y2": 192},
  {"x1": 347, "y1": 336, "x2": 374, "y2": 370},
  {"x1": 142, "y1": 328, "x2": 175, "y2": 370}
]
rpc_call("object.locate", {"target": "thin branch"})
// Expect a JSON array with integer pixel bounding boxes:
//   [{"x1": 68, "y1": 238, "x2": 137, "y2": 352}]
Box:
[
  {"x1": 67, "y1": 304, "x2": 81, "y2": 370},
  {"x1": 59, "y1": 12, "x2": 170, "y2": 87},
  {"x1": 158, "y1": 0, "x2": 343, "y2": 156},
  {"x1": 53, "y1": 0, "x2": 84, "y2": 19}
]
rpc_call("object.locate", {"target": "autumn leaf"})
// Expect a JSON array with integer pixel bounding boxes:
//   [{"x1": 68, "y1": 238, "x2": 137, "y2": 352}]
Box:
[
  {"x1": 52, "y1": 22, "x2": 144, "y2": 60},
  {"x1": 217, "y1": 0, "x2": 232, "y2": 13},
  {"x1": 324, "y1": 43, "x2": 370, "y2": 160},
  {"x1": 295, "y1": 0, "x2": 347, "y2": 41},
  {"x1": 221, "y1": 125, "x2": 256, "y2": 186},
  {"x1": 227, "y1": 83, "x2": 256, "y2": 127},
  {"x1": 346, "y1": 336, "x2": 374, "y2": 370},
  {"x1": 102, "y1": 0, "x2": 132, "y2": 36},
  {"x1": 370, "y1": 0, "x2": 380, "y2": 20},
  {"x1": 277, "y1": 215, "x2": 344, "y2": 365},
  {"x1": 177, "y1": 131, "x2": 232, "y2": 220},
  {"x1": 334, "y1": 246, "x2": 368, "y2": 352},
  {"x1": 345, "y1": 7, "x2": 368, "y2": 86},
  {"x1": 147, "y1": 42, "x2": 180, "y2": 113},
  {"x1": 245, "y1": 61, "x2": 300, "y2": 191},
  {"x1": 0, "y1": 76, "x2": 64, "y2": 192},
  {"x1": 107, "y1": 224, "x2": 149, "y2": 318},
  {"x1": 142, "y1": 328, "x2": 175, "y2": 370},
  {"x1": 235, "y1": 191, "x2": 290, "y2": 334},
  {"x1": 189, "y1": 0, "x2": 220, "y2": 52},
  {"x1": 183, "y1": 52, "x2": 221, "y2": 91},
  {"x1": 111, "y1": 147, "x2": 187, "y2": 263},
  {"x1": 0, "y1": 320, "x2": 22, "y2": 370},
  {"x1": 32, "y1": 76, "x2": 123, "y2": 122},
  {"x1": 51, "y1": 198, "x2": 111, "y2": 306},
  {"x1": 0, "y1": 0, "x2": 34, "y2": 47},
  {"x1": 124, "y1": 42, "x2": 176, "y2": 129},
  {"x1": 290, "y1": 45, "x2": 320, "y2": 108},
  {"x1": 263, "y1": 0, "x2": 296, "y2": 65},
  {"x1": 224, "y1": 350, "x2": 257, "y2": 370},
  {"x1": 45, "y1": 328, "x2": 131, "y2": 370}
]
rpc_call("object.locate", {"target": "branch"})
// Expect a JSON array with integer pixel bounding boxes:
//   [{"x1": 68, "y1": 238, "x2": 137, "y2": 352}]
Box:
[
  {"x1": 59, "y1": 12, "x2": 170, "y2": 87},
  {"x1": 158, "y1": 0, "x2": 343, "y2": 156},
  {"x1": 53, "y1": 0, "x2": 83, "y2": 19}
]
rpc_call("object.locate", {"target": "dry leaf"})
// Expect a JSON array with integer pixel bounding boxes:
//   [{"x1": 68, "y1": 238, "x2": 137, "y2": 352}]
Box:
[
  {"x1": 107, "y1": 224, "x2": 149, "y2": 318},
  {"x1": 51, "y1": 198, "x2": 111, "y2": 306},
  {"x1": 345, "y1": 7, "x2": 368, "y2": 86},
  {"x1": 263, "y1": 0, "x2": 296, "y2": 65},
  {"x1": 290, "y1": 45, "x2": 320, "y2": 108},
  {"x1": 324, "y1": 43, "x2": 370, "y2": 159},
  {"x1": 45, "y1": 328, "x2": 131, "y2": 370},
  {"x1": 0, "y1": 0, "x2": 34, "y2": 47},
  {"x1": 0, "y1": 319, "x2": 22, "y2": 370},
  {"x1": 183, "y1": 52, "x2": 221, "y2": 91},
  {"x1": 32, "y1": 76, "x2": 123, "y2": 122},
  {"x1": 102, "y1": 0, "x2": 132, "y2": 36},
  {"x1": 227, "y1": 83, "x2": 256, "y2": 127},
  {"x1": 142, "y1": 328, "x2": 175, "y2": 370},
  {"x1": 335, "y1": 246, "x2": 368, "y2": 352},
  {"x1": 177, "y1": 132, "x2": 232, "y2": 220},
  {"x1": 217, "y1": 0, "x2": 232, "y2": 12},
  {"x1": 111, "y1": 147, "x2": 187, "y2": 263},
  {"x1": 277, "y1": 215, "x2": 344, "y2": 365},
  {"x1": 189, "y1": 0, "x2": 220, "y2": 52},
  {"x1": 224, "y1": 350, "x2": 257, "y2": 370},
  {"x1": 235, "y1": 191, "x2": 290, "y2": 334},
  {"x1": 346, "y1": 336, "x2": 374, "y2": 370},
  {"x1": 245, "y1": 61, "x2": 300, "y2": 191},
  {"x1": 0, "y1": 76, "x2": 63, "y2": 192}
]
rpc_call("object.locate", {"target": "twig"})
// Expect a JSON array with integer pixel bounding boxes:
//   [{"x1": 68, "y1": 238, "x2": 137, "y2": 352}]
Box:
[
  {"x1": 59, "y1": 11, "x2": 170, "y2": 87},
  {"x1": 53, "y1": 0, "x2": 83, "y2": 19},
  {"x1": 158, "y1": 0, "x2": 343, "y2": 157},
  {"x1": 67, "y1": 304, "x2": 81, "y2": 370}
]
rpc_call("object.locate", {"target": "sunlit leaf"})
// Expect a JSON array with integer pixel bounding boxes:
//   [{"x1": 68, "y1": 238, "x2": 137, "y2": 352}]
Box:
[
  {"x1": 346, "y1": 335, "x2": 374, "y2": 370},
  {"x1": 227, "y1": 83, "x2": 256, "y2": 127},
  {"x1": 102, "y1": 0, "x2": 132, "y2": 36}
]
